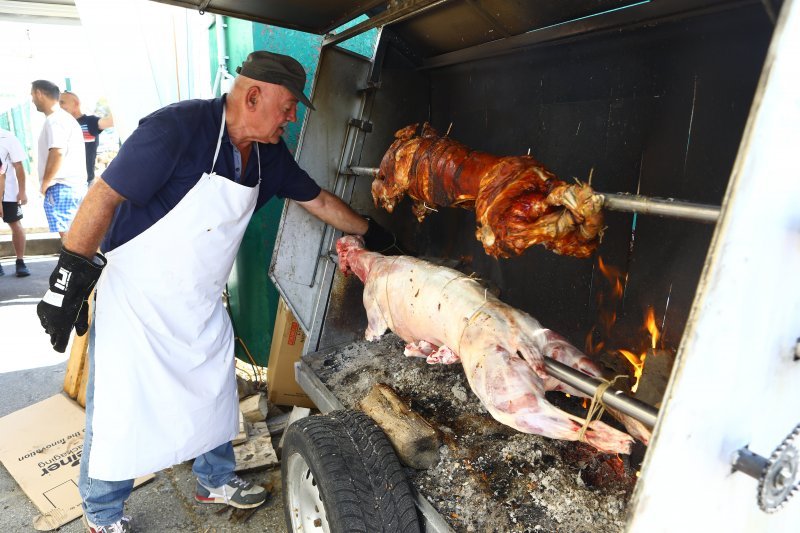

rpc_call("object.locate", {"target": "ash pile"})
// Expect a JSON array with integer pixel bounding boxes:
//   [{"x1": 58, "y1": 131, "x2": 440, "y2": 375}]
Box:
[{"x1": 305, "y1": 335, "x2": 643, "y2": 532}]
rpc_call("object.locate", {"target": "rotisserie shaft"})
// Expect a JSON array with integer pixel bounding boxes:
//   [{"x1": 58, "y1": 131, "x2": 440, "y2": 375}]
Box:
[{"x1": 372, "y1": 123, "x2": 603, "y2": 258}]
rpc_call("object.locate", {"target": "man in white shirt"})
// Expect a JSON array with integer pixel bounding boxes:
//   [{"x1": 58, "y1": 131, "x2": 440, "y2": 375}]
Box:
[
  {"x1": 31, "y1": 80, "x2": 87, "y2": 239},
  {"x1": 0, "y1": 127, "x2": 30, "y2": 276}
]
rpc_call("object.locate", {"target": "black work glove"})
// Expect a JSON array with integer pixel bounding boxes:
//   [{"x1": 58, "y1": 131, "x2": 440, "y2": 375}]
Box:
[
  {"x1": 362, "y1": 216, "x2": 406, "y2": 255},
  {"x1": 37, "y1": 247, "x2": 107, "y2": 353}
]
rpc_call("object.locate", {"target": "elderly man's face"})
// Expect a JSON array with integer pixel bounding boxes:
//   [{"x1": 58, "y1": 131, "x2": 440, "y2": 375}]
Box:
[{"x1": 254, "y1": 83, "x2": 298, "y2": 144}]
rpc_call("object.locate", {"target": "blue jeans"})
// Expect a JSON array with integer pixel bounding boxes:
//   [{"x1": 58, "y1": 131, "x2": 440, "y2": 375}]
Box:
[{"x1": 79, "y1": 307, "x2": 236, "y2": 526}]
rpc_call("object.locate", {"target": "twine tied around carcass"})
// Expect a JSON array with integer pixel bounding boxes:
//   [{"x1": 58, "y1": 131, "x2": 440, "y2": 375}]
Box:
[
  {"x1": 576, "y1": 374, "x2": 629, "y2": 443},
  {"x1": 456, "y1": 285, "x2": 490, "y2": 357}
]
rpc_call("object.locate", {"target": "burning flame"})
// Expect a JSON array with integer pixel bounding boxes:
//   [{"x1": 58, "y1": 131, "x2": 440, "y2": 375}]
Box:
[
  {"x1": 597, "y1": 258, "x2": 624, "y2": 340},
  {"x1": 586, "y1": 257, "x2": 626, "y2": 355},
  {"x1": 618, "y1": 307, "x2": 661, "y2": 393},
  {"x1": 588, "y1": 257, "x2": 665, "y2": 395},
  {"x1": 645, "y1": 307, "x2": 659, "y2": 350},
  {"x1": 618, "y1": 349, "x2": 645, "y2": 393}
]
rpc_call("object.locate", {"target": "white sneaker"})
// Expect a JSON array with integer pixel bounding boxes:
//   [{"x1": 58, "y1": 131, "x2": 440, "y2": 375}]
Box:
[
  {"x1": 82, "y1": 514, "x2": 132, "y2": 533},
  {"x1": 195, "y1": 475, "x2": 267, "y2": 509}
]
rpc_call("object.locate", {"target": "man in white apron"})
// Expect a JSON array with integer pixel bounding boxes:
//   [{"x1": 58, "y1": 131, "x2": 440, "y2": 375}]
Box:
[{"x1": 36, "y1": 51, "x2": 397, "y2": 533}]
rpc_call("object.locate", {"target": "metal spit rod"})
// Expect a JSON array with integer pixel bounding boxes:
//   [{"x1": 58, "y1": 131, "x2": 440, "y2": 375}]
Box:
[
  {"x1": 347, "y1": 166, "x2": 720, "y2": 223},
  {"x1": 601, "y1": 193, "x2": 719, "y2": 223},
  {"x1": 544, "y1": 358, "x2": 659, "y2": 428}
]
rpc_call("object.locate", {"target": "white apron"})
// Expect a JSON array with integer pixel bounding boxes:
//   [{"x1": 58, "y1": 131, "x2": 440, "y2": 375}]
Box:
[{"x1": 90, "y1": 109, "x2": 260, "y2": 481}]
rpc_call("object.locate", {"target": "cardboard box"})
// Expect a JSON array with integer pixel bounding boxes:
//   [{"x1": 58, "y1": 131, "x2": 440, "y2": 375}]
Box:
[
  {"x1": 0, "y1": 394, "x2": 152, "y2": 530},
  {"x1": 267, "y1": 298, "x2": 315, "y2": 409}
]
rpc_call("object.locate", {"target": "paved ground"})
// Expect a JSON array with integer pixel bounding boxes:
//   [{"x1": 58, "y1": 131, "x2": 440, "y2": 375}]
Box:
[{"x1": 0, "y1": 255, "x2": 287, "y2": 532}]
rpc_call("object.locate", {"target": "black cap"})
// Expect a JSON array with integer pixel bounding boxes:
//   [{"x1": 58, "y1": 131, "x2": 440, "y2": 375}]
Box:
[{"x1": 236, "y1": 51, "x2": 315, "y2": 110}]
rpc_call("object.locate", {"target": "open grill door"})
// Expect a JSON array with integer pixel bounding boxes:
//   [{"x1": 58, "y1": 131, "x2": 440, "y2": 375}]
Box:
[
  {"x1": 269, "y1": 46, "x2": 372, "y2": 351},
  {"x1": 628, "y1": 1, "x2": 800, "y2": 529}
]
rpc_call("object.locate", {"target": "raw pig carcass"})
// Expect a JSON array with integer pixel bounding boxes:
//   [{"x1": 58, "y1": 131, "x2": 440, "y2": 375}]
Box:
[
  {"x1": 371, "y1": 123, "x2": 603, "y2": 258},
  {"x1": 337, "y1": 235, "x2": 637, "y2": 454}
]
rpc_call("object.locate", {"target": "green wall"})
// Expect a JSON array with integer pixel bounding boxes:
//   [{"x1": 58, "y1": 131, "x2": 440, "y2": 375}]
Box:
[
  {"x1": 215, "y1": 16, "x2": 376, "y2": 367},
  {"x1": 1, "y1": 105, "x2": 34, "y2": 173}
]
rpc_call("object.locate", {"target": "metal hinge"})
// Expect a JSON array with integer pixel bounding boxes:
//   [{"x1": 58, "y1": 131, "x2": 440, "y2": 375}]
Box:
[{"x1": 348, "y1": 118, "x2": 373, "y2": 133}]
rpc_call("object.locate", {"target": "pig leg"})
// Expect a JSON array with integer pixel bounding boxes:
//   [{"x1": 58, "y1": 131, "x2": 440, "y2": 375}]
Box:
[
  {"x1": 541, "y1": 332, "x2": 652, "y2": 445},
  {"x1": 404, "y1": 341, "x2": 461, "y2": 364},
  {"x1": 464, "y1": 307, "x2": 548, "y2": 380},
  {"x1": 425, "y1": 345, "x2": 460, "y2": 365},
  {"x1": 606, "y1": 407, "x2": 651, "y2": 445},
  {"x1": 463, "y1": 344, "x2": 633, "y2": 454},
  {"x1": 404, "y1": 340, "x2": 438, "y2": 359},
  {"x1": 541, "y1": 334, "x2": 605, "y2": 396}
]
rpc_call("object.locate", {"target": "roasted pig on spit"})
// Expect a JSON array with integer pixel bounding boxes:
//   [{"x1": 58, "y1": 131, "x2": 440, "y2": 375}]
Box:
[
  {"x1": 337, "y1": 235, "x2": 644, "y2": 454},
  {"x1": 371, "y1": 123, "x2": 603, "y2": 258}
]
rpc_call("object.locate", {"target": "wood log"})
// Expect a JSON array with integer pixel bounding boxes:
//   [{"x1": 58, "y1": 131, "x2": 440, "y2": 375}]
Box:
[
  {"x1": 358, "y1": 383, "x2": 440, "y2": 469},
  {"x1": 250, "y1": 421, "x2": 270, "y2": 436},
  {"x1": 76, "y1": 355, "x2": 90, "y2": 408},
  {"x1": 265, "y1": 413, "x2": 290, "y2": 436},
  {"x1": 634, "y1": 348, "x2": 676, "y2": 408},
  {"x1": 63, "y1": 334, "x2": 87, "y2": 400},
  {"x1": 236, "y1": 375, "x2": 258, "y2": 399},
  {"x1": 63, "y1": 291, "x2": 93, "y2": 404},
  {"x1": 233, "y1": 434, "x2": 279, "y2": 472},
  {"x1": 232, "y1": 410, "x2": 250, "y2": 446},
  {"x1": 239, "y1": 393, "x2": 269, "y2": 424}
]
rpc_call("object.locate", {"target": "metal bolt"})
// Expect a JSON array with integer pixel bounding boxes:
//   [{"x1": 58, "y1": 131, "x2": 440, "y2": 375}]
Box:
[{"x1": 775, "y1": 465, "x2": 792, "y2": 490}]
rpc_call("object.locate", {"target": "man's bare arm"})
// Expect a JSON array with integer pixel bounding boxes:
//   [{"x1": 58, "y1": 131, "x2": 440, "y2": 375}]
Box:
[
  {"x1": 297, "y1": 190, "x2": 368, "y2": 235},
  {"x1": 98, "y1": 113, "x2": 114, "y2": 131},
  {"x1": 13, "y1": 161, "x2": 27, "y2": 205},
  {"x1": 64, "y1": 178, "x2": 126, "y2": 258},
  {"x1": 41, "y1": 148, "x2": 64, "y2": 194}
]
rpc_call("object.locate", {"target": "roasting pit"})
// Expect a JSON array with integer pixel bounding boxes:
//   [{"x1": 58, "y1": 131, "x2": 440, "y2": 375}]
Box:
[
  {"x1": 299, "y1": 333, "x2": 642, "y2": 532},
  {"x1": 258, "y1": 0, "x2": 800, "y2": 529}
]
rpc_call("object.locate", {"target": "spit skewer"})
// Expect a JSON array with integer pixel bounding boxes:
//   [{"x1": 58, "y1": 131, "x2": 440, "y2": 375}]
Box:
[
  {"x1": 544, "y1": 358, "x2": 658, "y2": 428},
  {"x1": 347, "y1": 166, "x2": 720, "y2": 223}
]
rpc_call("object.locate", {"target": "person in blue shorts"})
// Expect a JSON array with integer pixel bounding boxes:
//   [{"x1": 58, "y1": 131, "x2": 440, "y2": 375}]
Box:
[
  {"x1": 35, "y1": 51, "x2": 398, "y2": 533},
  {"x1": 31, "y1": 80, "x2": 87, "y2": 239}
]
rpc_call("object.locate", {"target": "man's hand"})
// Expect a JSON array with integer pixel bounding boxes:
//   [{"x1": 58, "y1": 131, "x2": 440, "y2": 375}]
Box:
[
  {"x1": 40, "y1": 182, "x2": 51, "y2": 196},
  {"x1": 37, "y1": 248, "x2": 107, "y2": 352},
  {"x1": 17, "y1": 191, "x2": 28, "y2": 206}
]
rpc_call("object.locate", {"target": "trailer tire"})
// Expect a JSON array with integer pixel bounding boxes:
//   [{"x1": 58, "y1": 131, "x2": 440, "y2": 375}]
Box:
[{"x1": 282, "y1": 409, "x2": 421, "y2": 533}]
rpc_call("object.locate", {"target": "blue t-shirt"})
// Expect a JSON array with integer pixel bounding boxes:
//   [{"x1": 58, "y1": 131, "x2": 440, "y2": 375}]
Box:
[{"x1": 100, "y1": 96, "x2": 321, "y2": 252}]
